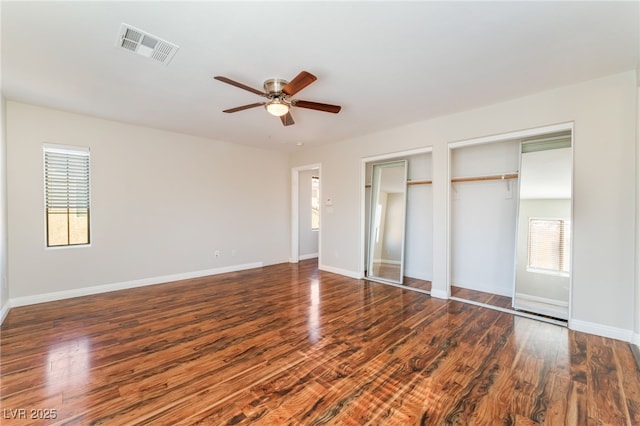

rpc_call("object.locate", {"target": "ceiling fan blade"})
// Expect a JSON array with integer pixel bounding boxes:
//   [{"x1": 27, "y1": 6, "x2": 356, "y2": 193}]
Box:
[
  {"x1": 223, "y1": 102, "x2": 265, "y2": 113},
  {"x1": 282, "y1": 71, "x2": 317, "y2": 96},
  {"x1": 294, "y1": 100, "x2": 342, "y2": 114},
  {"x1": 280, "y1": 112, "x2": 295, "y2": 126},
  {"x1": 214, "y1": 76, "x2": 267, "y2": 97}
]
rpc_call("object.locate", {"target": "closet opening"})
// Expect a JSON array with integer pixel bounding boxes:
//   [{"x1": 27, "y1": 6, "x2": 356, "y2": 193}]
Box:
[
  {"x1": 448, "y1": 123, "x2": 573, "y2": 326},
  {"x1": 360, "y1": 147, "x2": 432, "y2": 294}
]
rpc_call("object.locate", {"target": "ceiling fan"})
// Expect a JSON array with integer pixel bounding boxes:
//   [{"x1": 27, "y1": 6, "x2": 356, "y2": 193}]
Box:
[{"x1": 214, "y1": 71, "x2": 341, "y2": 126}]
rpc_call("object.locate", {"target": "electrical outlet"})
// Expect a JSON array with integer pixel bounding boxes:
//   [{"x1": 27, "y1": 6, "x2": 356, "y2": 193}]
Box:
[
  {"x1": 231, "y1": 249, "x2": 237, "y2": 257},
  {"x1": 214, "y1": 250, "x2": 220, "y2": 258}
]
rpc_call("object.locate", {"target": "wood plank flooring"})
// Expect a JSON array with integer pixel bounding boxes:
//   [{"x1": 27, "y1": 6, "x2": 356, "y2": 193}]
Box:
[
  {"x1": 401, "y1": 276, "x2": 431, "y2": 293},
  {"x1": 450, "y1": 286, "x2": 513, "y2": 310},
  {"x1": 1, "y1": 259, "x2": 639, "y2": 425},
  {"x1": 451, "y1": 286, "x2": 569, "y2": 323}
]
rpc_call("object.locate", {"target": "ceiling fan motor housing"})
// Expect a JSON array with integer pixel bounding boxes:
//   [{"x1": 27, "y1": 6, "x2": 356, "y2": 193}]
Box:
[{"x1": 263, "y1": 78, "x2": 289, "y2": 96}]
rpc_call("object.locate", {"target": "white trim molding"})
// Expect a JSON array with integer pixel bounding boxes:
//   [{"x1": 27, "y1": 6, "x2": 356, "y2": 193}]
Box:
[
  {"x1": 515, "y1": 292, "x2": 569, "y2": 307},
  {"x1": 299, "y1": 253, "x2": 319, "y2": 261},
  {"x1": 319, "y1": 263, "x2": 363, "y2": 280},
  {"x1": 448, "y1": 122, "x2": 574, "y2": 149},
  {"x1": 430, "y1": 288, "x2": 449, "y2": 300},
  {"x1": 291, "y1": 163, "x2": 321, "y2": 265},
  {"x1": 570, "y1": 319, "x2": 633, "y2": 343},
  {"x1": 9, "y1": 262, "x2": 263, "y2": 308},
  {"x1": 0, "y1": 300, "x2": 9, "y2": 325}
]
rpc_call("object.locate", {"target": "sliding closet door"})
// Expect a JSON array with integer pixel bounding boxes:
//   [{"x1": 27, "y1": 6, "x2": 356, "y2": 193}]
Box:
[
  {"x1": 367, "y1": 160, "x2": 408, "y2": 284},
  {"x1": 513, "y1": 134, "x2": 572, "y2": 320}
]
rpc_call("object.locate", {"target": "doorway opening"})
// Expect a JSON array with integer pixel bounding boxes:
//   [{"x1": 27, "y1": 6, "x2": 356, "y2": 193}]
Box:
[{"x1": 291, "y1": 164, "x2": 321, "y2": 264}]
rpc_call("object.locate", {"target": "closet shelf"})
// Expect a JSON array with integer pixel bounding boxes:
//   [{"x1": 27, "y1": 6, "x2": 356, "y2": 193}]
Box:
[{"x1": 451, "y1": 172, "x2": 518, "y2": 184}]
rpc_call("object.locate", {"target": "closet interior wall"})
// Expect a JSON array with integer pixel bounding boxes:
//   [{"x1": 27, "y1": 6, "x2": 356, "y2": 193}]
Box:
[{"x1": 450, "y1": 140, "x2": 520, "y2": 297}]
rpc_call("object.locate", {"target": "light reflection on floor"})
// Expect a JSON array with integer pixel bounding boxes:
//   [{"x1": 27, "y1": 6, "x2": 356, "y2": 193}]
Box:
[
  {"x1": 46, "y1": 337, "x2": 91, "y2": 397},
  {"x1": 308, "y1": 278, "x2": 321, "y2": 343}
]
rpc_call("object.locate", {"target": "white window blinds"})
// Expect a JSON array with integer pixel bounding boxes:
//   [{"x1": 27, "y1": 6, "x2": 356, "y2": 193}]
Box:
[
  {"x1": 527, "y1": 218, "x2": 570, "y2": 274},
  {"x1": 44, "y1": 145, "x2": 91, "y2": 246}
]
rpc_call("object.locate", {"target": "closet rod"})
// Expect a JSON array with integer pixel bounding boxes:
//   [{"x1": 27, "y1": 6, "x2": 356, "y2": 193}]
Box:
[
  {"x1": 451, "y1": 173, "x2": 518, "y2": 184},
  {"x1": 365, "y1": 179, "x2": 432, "y2": 188}
]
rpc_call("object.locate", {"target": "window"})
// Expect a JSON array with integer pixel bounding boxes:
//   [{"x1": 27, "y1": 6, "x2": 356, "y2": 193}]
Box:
[
  {"x1": 311, "y1": 176, "x2": 319, "y2": 230},
  {"x1": 527, "y1": 218, "x2": 570, "y2": 275},
  {"x1": 44, "y1": 145, "x2": 91, "y2": 247}
]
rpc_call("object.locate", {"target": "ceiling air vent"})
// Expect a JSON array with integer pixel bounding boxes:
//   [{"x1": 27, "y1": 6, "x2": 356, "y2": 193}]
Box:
[{"x1": 117, "y1": 24, "x2": 179, "y2": 65}]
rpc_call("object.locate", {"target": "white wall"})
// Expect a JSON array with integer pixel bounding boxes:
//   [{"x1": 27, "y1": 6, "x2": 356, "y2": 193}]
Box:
[
  {"x1": 298, "y1": 169, "x2": 319, "y2": 258},
  {"x1": 404, "y1": 185, "x2": 433, "y2": 281},
  {"x1": 636, "y1": 67, "x2": 640, "y2": 344},
  {"x1": 6, "y1": 102, "x2": 290, "y2": 302},
  {"x1": 0, "y1": 4, "x2": 6, "y2": 323},
  {"x1": 291, "y1": 71, "x2": 638, "y2": 340},
  {"x1": 0, "y1": 95, "x2": 8, "y2": 322}
]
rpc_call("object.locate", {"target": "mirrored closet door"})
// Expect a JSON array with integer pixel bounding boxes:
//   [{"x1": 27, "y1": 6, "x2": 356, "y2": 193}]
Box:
[
  {"x1": 513, "y1": 134, "x2": 572, "y2": 320},
  {"x1": 366, "y1": 160, "x2": 408, "y2": 284}
]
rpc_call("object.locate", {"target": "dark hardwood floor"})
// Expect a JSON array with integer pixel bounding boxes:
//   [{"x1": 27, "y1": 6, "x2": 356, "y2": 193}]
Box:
[
  {"x1": 1, "y1": 259, "x2": 639, "y2": 425},
  {"x1": 401, "y1": 276, "x2": 431, "y2": 293},
  {"x1": 450, "y1": 286, "x2": 513, "y2": 310}
]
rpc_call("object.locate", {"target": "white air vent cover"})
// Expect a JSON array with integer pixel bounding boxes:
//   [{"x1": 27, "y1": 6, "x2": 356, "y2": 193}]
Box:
[{"x1": 117, "y1": 24, "x2": 179, "y2": 65}]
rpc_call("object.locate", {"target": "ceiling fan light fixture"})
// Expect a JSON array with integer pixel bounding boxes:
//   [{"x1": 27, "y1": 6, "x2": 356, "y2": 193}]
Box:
[
  {"x1": 265, "y1": 99, "x2": 289, "y2": 117},
  {"x1": 214, "y1": 71, "x2": 341, "y2": 127}
]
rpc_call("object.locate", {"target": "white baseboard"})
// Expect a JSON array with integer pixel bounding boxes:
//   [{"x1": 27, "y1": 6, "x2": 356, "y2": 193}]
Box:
[
  {"x1": 515, "y1": 292, "x2": 568, "y2": 307},
  {"x1": 318, "y1": 263, "x2": 363, "y2": 279},
  {"x1": 372, "y1": 258, "x2": 401, "y2": 265},
  {"x1": 299, "y1": 253, "x2": 319, "y2": 261},
  {"x1": 632, "y1": 333, "x2": 640, "y2": 346},
  {"x1": 0, "y1": 300, "x2": 10, "y2": 325},
  {"x1": 9, "y1": 262, "x2": 263, "y2": 308},
  {"x1": 569, "y1": 319, "x2": 633, "y2": 343}
]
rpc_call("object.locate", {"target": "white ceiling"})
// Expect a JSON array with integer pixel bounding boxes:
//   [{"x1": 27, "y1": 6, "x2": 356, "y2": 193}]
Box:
[{"x1": 2, "y1": 1, "x2": 638, "y2": 152}]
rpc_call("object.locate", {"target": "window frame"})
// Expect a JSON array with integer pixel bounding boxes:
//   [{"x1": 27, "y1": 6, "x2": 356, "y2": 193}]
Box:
[
  {"x1": 311, "y1": 175, "x2": 320, "y2": 231},
  {"x1": 526, "y1": 217, "x2": 570, "y2": 277},
  {"x1": 43, "y1": 144, "x2": 92, "y2": 249}
]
